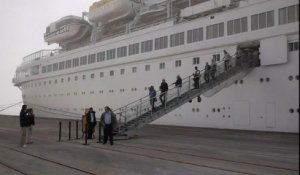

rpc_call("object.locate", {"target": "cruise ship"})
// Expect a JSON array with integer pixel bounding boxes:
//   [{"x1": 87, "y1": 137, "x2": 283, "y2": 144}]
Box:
[{"x1": 13, "y1": 0, "x2": 299, "y2": 133}]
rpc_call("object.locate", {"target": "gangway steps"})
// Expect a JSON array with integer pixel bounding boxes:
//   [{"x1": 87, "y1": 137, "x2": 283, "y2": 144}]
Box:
[{"x1": 114, "y1": 55, "x2": 259, "y2": 137}]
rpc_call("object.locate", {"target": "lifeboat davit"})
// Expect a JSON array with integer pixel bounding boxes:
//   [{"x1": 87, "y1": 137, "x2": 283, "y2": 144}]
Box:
[
  {"x1": 88, "y1": 0, "x2": 137, "y2": 24},
  {"x1": 44, "y1": 16, "x2": 91, "y2": 45}
]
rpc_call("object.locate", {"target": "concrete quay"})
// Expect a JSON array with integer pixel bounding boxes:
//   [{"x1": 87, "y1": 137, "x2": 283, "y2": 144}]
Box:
[{"x1": 0, "y1": 115, "x2": 298, "y2": 175}]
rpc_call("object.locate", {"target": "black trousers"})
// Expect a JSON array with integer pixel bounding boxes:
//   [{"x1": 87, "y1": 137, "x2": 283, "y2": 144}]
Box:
[
  {"x1": 88, "y1": 123, "x2": 95, "y2": 139},
  {"x1": 103, "y1": 124, "x2": 113, "y2": 144}
]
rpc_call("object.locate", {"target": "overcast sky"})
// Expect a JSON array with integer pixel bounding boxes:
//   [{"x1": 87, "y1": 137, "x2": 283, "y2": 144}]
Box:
[{"x1": 0, "y1": 0, "x2": 96, "y2": 115}]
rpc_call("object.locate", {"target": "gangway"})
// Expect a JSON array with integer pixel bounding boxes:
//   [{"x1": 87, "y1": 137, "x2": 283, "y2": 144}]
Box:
[{"x1": 114, "y1": 51, "x2": 260, "y2": 138}]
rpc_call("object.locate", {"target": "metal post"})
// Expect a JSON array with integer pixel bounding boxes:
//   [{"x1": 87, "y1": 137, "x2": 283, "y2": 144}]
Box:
[
  {"x1": 76, "y1": 121, "x2": 79, "y2": 139},
  {"x1": 58, "y1": 121, "x2": 62, "y2": 142},
  {"x1": 98, "y1": 121, "x2": 102, "y2": 143},
  {"x1": 188, "y1": 76, "x2": 191, "y2": 91},
  {"x1": 136, "y1": 105, "x2": 139, "y2": 127},
  {"x1": 83, "y1": 123, "x2": 89, "y2": 145},
  {"x1": 164, "y1": 92, "x2": 167, "y2": 109},
  {"x1": 125, "y1": 106, "x2": 127, "y2": 124},
  {"x1": 68, "y1": 121, "x2": 71, "y2": 140},
  {"x1": 139, "y1": 99, "x2": 142, "y2": 116}
]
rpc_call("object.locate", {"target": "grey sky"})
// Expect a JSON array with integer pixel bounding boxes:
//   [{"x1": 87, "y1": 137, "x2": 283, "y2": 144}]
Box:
[{"x1": 0, "y1": 0, "x2": 95, "y2": 115}]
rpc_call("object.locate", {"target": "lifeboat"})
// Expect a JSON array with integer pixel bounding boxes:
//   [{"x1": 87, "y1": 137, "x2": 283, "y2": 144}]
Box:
[
  {"x1": 44, "y1": 16, "x2": 91, "y2": 45},
  {"x1": 88, "y1": 0, "x2": 137, "y2": 24}
]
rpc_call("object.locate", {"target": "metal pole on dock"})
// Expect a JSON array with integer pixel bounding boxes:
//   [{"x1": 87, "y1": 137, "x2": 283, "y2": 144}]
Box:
[
  {"x1": 76, "y1": 121, "x2": 79, "y2": 139},
  {"x1": 83, "y1": 123, "x2": 89, "y2": 145},
  {"x1": 97, "y1": 121, "x2": 102, "y2": 143},
  {"x1": 58, "y1": 121, "x2": 62, "y2": 142},
  {"x1": 68, "y1": 121, "x2": 71, "y2": 140}
]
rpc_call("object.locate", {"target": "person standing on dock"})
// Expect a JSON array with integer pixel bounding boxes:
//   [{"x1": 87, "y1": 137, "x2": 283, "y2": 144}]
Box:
[
  {"x1": 26, "y1": 108, "x2": 35, "y2": 144},
  {"x1": 19, "y1": 105, "x2": 30, "y2": 147},
  {"x1": 100, "y1": 106, "x2": 117, "y2": 145},
  {"x1": 87, "y1": 107, "x2": 97, "y2": 139}
]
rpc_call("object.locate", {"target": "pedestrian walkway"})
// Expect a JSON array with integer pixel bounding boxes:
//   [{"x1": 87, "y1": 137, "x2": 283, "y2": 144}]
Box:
[{"x1": 0, "y1": 115, "x2": 299, "y2": 175}]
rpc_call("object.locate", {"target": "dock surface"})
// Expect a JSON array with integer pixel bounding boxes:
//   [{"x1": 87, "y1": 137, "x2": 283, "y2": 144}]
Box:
[{"x1": 0, "y1": 115, "x2": 298, "y2": 175}]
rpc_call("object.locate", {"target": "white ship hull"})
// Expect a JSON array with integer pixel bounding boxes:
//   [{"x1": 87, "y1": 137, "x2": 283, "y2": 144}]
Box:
[{"x1": 14, "y1": 0, "x2": 299, "y2": 133}]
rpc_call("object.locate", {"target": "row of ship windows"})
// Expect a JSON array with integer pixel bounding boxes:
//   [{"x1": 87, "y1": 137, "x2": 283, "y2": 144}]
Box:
[
  {"x1": 288, "y1": 41, "x2": 299, "y2": 52},
  {"x1": 192, "y1": 108, "x2": 299, "y2": 115},
  {"x1": 39, "y1": 4, "x2": 298, "y2": 75},
  {"x1": 22, "y1": 73, "x2": 299, "y2": 89},
  {"x1": 23, "y1": 59, "x2": 195, "y2": 88},
  {"x1": 28, "y1": 107, "x2": 299, "y2": 115},
  {"x1": 24, "y1": 87, "x2": 156, "y2": 98}
]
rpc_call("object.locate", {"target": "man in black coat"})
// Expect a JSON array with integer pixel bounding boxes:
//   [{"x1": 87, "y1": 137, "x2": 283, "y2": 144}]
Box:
[
  {"x1": 86, "y1": 107, "x2": 97, "y2": 139},
  {"x1": 20, "y1": 105, "x2": 30, "y2": 147}
]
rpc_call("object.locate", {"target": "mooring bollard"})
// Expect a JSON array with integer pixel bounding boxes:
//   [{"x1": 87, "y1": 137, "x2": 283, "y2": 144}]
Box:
[
  {"x1": 68, "y1": 121, "x2": 71, "y2": 141},
  {"x1": 76, "y1": 120, "x2": 79, "y2": 139},
  {"x1": 58, "y1": 121, "x2": 62, "y2": 142}
]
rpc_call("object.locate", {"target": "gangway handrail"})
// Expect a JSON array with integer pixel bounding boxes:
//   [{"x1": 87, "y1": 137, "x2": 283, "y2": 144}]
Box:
[
  {"x1": 112, "y1": 55, "x2": 231, "y2": 114},
  {"x1": 113, "y1": 51, "x2": 260, "y2": 134}
]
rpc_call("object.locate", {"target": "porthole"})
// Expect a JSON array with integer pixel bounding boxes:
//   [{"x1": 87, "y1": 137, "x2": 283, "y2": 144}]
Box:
[
  {"x1": 235, "y1": 80, "x2": 238, "y2": 84},
  {"x1": 212, "y1": 108, "x2": 216, "y2": 112},
  {"x1": 197, "y1": 96, "x2": 201, "y2": 103},
  {"x1": 240, "y1": 80, "x2": 243, "y2": 84},
  {"x1": 228, "y1": 115, "x2": 231, "y2": 118},
  {"x1": 296, "y1": 75, "x2": 299, "y2": 80},
  {"x1": 189, "y1": 100, "x2": 192, "y2": 103},
  {"x1": 217, "y1": 108, "x2": 220, "y2": 112},
  {"x1": 289, "y1": 108, "x2": 294, "y2": 113},
  {"x1": 192, "y1": 108, "x2": 195, "y2": 112},
  {"x1": 196, "y1": 108, "x2": 199, "y2": 112},
  {"x1": 222, "y1": 107, "x2": 225, "y2": 110},
  {"x1": 222, "y1": 115, "x2": 225, "y2": 118},
  {"x1": 266, "y1": 77, "x2": 270, "y2": 82},
  {"x1": 288, "y1": 76, "x2": 293, "y2": 81},
  {"x1": 206, "y1": 115, "x2": 209, "y2": 118},
  {"x1": 260, "y1": 78, "x2": 264, "y2": 82},
  {"x1": 228, "y1": 107, "x2": 231, "y2": 110}
]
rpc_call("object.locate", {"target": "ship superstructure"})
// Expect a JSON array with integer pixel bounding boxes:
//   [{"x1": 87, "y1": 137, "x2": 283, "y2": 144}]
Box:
[{"x1": 13, "y1": 0, "x2": 299, "y2": 133}]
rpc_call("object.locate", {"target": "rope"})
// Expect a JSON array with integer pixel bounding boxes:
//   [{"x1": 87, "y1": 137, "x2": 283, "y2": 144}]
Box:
[{"x1": 0, "y1": 102, "x2": 23, "y2": 112}]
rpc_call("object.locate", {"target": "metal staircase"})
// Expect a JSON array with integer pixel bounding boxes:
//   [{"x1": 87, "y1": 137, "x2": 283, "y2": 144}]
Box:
[{"x1": 114, "y1": 51, "x2": 260, "y2": 137}]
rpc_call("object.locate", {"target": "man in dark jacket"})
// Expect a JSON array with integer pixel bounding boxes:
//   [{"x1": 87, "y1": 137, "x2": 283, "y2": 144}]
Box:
[
  {"x1": 159, "y1": 79, "x2": 169, "y2": 106},
  {"x1": 86, "y1": 107, "x2": 97, "y2": 139},
  {"x1": 20, "y1": 105, "x2": 30, "y2": 147}
]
